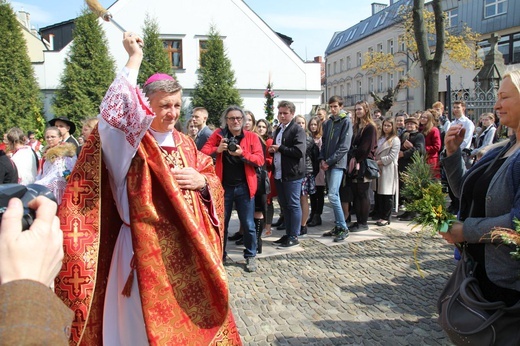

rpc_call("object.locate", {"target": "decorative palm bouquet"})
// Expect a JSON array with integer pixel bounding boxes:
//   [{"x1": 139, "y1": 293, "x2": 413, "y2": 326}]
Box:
[
  {"x1": 490, "y1": 219, "x2": 520, "y2": 261},
  {"x1": 264, "y1": 82, "x2": 277, "y2": 123},
  {"x1": 401, "y1": 152, "x2": 457, "y2": 276}
]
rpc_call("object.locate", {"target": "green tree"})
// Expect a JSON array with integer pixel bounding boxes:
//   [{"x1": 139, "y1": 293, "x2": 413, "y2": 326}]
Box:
[
  {"x1": 137, "y1": 13, "x2": 173, "y2": 85},
  {"x1": 0, "y1": 0, "x2": 45, "y2": 135},
  {"x1": 53, "y1": 8, "x2": 115, "y2": 130},
  {"x1": 191, "y1": 25, "x2": 242, "y2": 126}
]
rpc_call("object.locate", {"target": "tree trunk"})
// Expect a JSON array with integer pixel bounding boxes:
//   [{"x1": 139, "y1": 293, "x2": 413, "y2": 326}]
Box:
[{"x1": 413, "y1": 0, "x2": 444, "y2": 109}]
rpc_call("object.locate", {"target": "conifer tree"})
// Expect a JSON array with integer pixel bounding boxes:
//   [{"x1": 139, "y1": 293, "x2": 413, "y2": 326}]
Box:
[
  {"x1": 53, "y1": 8, "x2": 115, "y2": 130},
  {"x1": 0, "y1": 0, "x2": 45, "y2": 135},
  {"x1": 191, "y1": 25, "x2": 242, "y2": 126},
  {"x1": 137, "y1": 13, "x2": 173, "y2": 85}
]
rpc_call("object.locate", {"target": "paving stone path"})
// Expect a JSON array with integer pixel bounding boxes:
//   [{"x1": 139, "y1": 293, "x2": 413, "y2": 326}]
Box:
[{"x1": 224, "y1": 206, "x2": 455, "y2": 345}]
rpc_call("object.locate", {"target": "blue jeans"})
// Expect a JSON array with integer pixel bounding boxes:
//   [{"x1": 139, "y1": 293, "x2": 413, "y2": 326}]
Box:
[
  {"x1": 275, "y1": 179, "x2": 303, "y2": 237},
  {"x1": 326, "y1": 168, "x2": 347, "y2": 229},
  {"x1": 223, "y1": 183, "x2": 257, "y2": 258}
]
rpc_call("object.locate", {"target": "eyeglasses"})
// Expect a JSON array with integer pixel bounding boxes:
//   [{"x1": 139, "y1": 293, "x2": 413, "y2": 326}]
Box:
[{"x1": 227, "y1": 117, "x2": 243, "y2": 122}]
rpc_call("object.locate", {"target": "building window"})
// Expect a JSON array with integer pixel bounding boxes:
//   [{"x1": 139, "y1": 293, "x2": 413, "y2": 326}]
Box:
[
  {"x1": 377, "y1": 43, "x2": 383, "y2": 53},
  {"x1": 368, "y1": 47, "x2": 374, "y2": 58},
  {"x1": 378, "y1": 75, "x2": 383, "y2": 92},
  {"x1": 446, "y1": 8, "x2": 459, "y2": 28},
  {"x1": 388, "y1": 39, "x2": 394, "y2": 54},
  {"x1": 484, "y1": 0, "x2": 507, "y2": 18},
  {"x1": 389, "y1": 73, "x2": 394, "y2": 89},
  {"x1": 334, "y1": 34, "x2": 344, "y2": 47},
  {"x1": 327, "y1": 63, "x2": 331, "y2": 76},
  {"x1": 361, "y1": 21, "x2": 369, "y2": 35},
  {"x1": 340, "y1": 85, "x2": 344, "y2": 97},
  {"x1": 399, "y1": 68, "x2": 406, "y2": 80},
  {"x1": 334, "y1": 86, "x2": 337, "y2": 96},
  {"x1": 357, "y1": 52, "x2": 362, "y2": 66},
  {"x1": 357, "y1": 80, "x2": 362, "y2": 94},
  {"x1": 340, "y1": 58, "x2": 344, "y2": 72},
  {"x1": 347, "y1": 28, "x2": 357, "y2": 41},
  {"x1": 346, "y1": 56, "x2": 351, "y2": 69},
  {"x1": 163, "y1": 39, "x2": 183, "y2": 69},
  {"x1": 374, "y1": 11, "x2": 389, "y2": 27},
  {"x1": 199, "y1": 40, "x2": 208, "y2": 62},
  {"x1": 369, "y1": 77, "x2": 374, "y2": 92},
  {"x1": 333, "y1": 61, "x2": 337, "y2": 74},
  {"x1": 347, "y1": 82, "x2": 351, "y2": 95},
  {"x1": 398, "y1": 35, "x2": 405, "y2": 52}
]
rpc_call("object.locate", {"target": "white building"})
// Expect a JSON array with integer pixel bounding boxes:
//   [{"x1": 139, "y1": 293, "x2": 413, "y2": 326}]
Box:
[{"x1": 33, "y1": 0, "x2": 321, "y2": 121}]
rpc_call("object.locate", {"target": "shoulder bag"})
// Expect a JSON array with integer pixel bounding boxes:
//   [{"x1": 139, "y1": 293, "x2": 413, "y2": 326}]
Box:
[
  {"x1": 363, "y1": 158, "x2": 380, "y2": 179},
  {"x1": 255, "y1": 166, "x2": 271, "y2": 195},
  {"x1": 437, "y1": 245, "x2": 520, "y2": 345}
]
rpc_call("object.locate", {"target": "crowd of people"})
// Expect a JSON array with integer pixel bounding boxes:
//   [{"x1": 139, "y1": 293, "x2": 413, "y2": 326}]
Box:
[{"x1": 0, "y1": 29, "x2": 519, "y2": 344}]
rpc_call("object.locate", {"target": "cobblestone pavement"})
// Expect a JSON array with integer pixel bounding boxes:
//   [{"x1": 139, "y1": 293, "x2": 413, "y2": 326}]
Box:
[{"x1": 224, "y1": 206, "x2": 455, "y2": 345}]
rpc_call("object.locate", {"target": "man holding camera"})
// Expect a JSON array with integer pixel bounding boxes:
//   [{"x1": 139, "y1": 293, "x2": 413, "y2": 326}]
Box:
[{"x1": 202, "y1": 106, "x2": 264, "y2": 272}]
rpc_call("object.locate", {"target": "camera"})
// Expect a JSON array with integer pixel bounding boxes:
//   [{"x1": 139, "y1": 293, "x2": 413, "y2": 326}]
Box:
[
  {"x1": 226, "y1": 137, "x2": 238, "y2": 152},
  {"x1": 0, "y1": 184, "x2": 57, "y2": 231}
]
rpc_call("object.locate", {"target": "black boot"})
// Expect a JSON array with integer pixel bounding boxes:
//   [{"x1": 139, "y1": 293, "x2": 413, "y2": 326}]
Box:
[
  {"x1": 255, "y1": 218, "x2": 265, "y2": 254},
  {"x1": 308, "y1": 214, "x2": 322, "y2": 227}
]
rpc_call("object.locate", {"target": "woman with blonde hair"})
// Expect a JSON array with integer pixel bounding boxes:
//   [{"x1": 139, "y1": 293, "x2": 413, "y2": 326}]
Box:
[
  {"x1": 419, "y1": 109, "x2": 441, "y2": 178},
  {"x1": 77, "y1": 117, "x2": 99, "y2": 155},
  {"x1": 345, "y1": 101, "x2": 377, "y2": 234},
  {"x1": 439, "y1": 68, "x2": 520, "y2": 345},
  {"x1": 244, "y1": 110, "x2": 256, "y2": 132},
  {"x1": 373, "y1": 117, "x2": 400, "y2": 226}
]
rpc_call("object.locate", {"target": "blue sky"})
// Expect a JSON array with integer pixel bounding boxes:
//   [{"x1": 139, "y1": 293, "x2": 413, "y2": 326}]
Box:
[{"x1": 9, "y1": 0, "x2": 373, "y2": 59}]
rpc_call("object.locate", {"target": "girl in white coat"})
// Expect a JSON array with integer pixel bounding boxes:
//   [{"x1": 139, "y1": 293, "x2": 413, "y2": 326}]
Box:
[{"x1": 373, "y1": 117, "x2": 400, "y2": 226}]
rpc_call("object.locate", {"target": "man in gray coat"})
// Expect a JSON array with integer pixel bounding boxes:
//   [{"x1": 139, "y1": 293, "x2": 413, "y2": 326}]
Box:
[{"x1": 319, "y1": 96, "x2": 352, "y2": 240}]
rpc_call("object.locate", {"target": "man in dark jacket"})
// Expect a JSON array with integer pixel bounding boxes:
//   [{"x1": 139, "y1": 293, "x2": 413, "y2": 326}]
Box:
[
  {"x1": 268, "y1": 100, "x2": 306, "y2": 247},
  {"x1": 319, "y1": 96, "x2": 352, "y2": 238}
]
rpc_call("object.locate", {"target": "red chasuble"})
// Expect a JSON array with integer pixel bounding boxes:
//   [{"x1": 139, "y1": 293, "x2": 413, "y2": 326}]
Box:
[{"x1": 55, "y1": 126, "x2": 242, "y2": 345}]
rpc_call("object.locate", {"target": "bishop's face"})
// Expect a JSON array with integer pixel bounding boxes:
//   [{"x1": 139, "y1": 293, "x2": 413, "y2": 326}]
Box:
[{"x1": 149, "y1": 91, "x2": 182, "y2": 132}]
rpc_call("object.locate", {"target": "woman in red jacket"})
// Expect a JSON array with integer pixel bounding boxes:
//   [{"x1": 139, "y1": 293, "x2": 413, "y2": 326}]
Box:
[{"x1": 419, "y1": 109, "x2": 442, "y2": 179}]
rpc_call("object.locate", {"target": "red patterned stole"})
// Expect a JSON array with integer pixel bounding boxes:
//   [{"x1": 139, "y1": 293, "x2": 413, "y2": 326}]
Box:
[
  {"x1": 56, "y1": 127, "x2": 241, "y2": 345},
  {"x1": 55, "y1": 127, "x2": 120, "y2": 345}
]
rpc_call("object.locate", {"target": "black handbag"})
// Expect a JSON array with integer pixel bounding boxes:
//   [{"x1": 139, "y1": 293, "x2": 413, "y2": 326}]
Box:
[
  {"x1": 363, "y1": 158, "x2": 380, "y2": 179},
  {"x1": 437, "y1": 246, "x2": 520, "y2": 345},
  {"x1": 255, "y1": 167, "x2": 271, "y2": 195}
]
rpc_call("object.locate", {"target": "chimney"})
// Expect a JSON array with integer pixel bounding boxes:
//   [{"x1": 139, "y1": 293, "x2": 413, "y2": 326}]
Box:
[
  {"x1": 314, "y1": 56, "x2": 323, "y2": 63},
  {"x1": 17, "y1": 10, "x2": 30, "y2": 29},
  {"x1": 371, "y1": 3, "x2": 388, "y2": 15}
]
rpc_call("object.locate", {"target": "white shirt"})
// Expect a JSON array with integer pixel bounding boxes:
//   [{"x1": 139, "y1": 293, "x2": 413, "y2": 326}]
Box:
[
  {"x1": 273, "y1": 124, "x2": 285, "y2": 180},
  {"x1": 449, "y1": 115, "x2": 475, "y2": 150}
]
